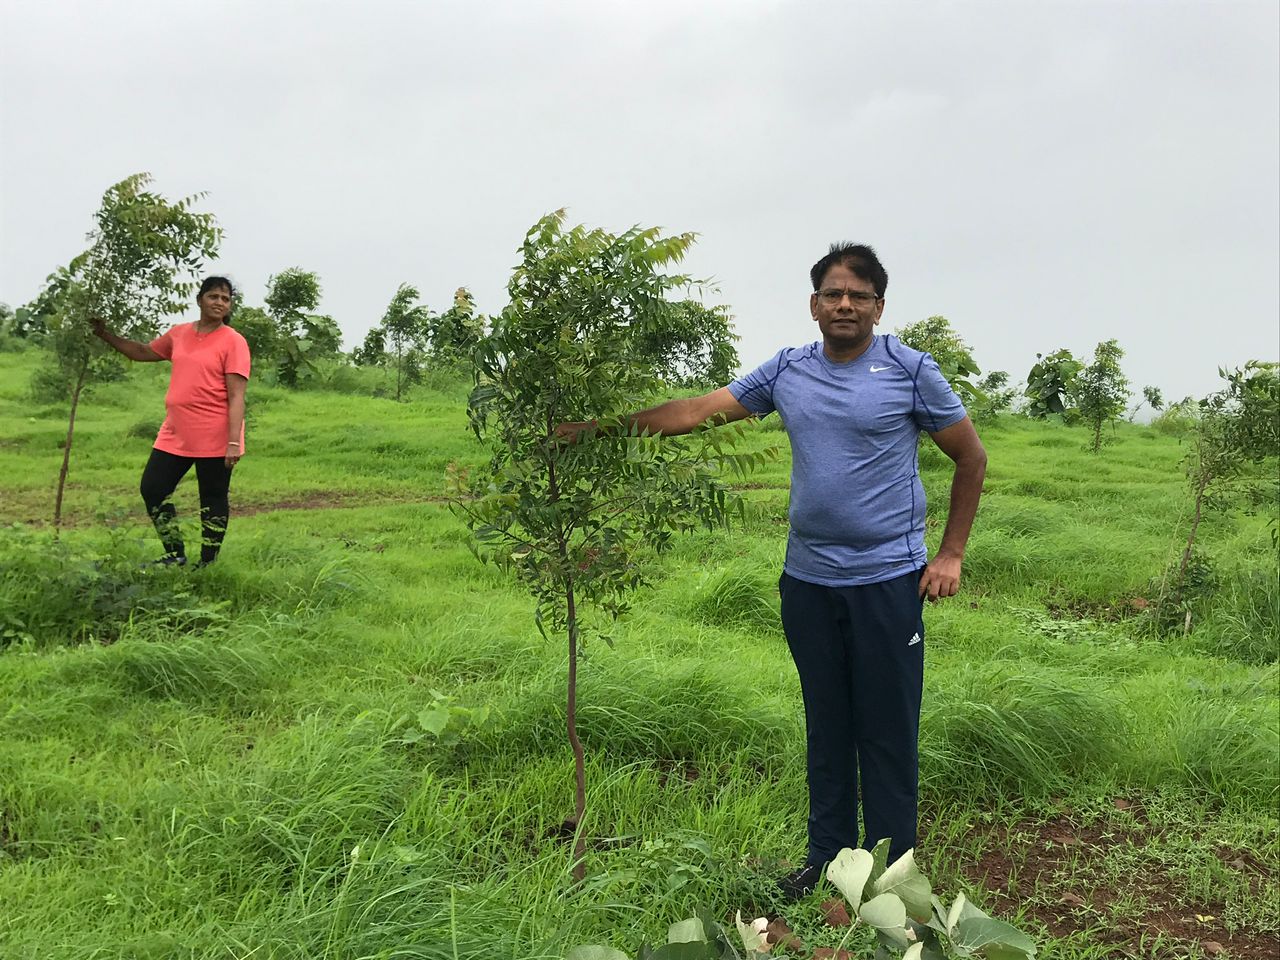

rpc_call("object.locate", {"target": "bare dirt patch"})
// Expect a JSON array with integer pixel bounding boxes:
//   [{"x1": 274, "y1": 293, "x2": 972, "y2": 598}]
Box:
[
  {"x1": 5, "y1": 492, "x2": 450, "y2": 527},
  {"x1": 930, "y1": 807, "x2": 1278, "y2": 959},
  {"x1": 229, "y1": 492, "x2": 451, "y2": 516}
]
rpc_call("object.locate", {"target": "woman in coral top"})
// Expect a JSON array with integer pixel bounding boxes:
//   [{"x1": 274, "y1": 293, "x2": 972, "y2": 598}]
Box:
[{"x1": 92, "y1": 276, "x2": 252, "y2": 566}]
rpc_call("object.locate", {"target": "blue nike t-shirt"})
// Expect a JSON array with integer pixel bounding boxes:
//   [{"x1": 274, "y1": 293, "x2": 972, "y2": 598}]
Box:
[{"x1": 728, "y1": 334, "x2": 967, "y2": 587}]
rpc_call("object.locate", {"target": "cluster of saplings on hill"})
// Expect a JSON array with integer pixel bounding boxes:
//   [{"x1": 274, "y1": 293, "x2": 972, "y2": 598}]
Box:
[
  {"x1": 0, "y1": 248, "x2": 1219, "y2": 453},
  {"x1": 0, "y1": 173, "x2": 1273, "y2": 563},
  {"x1": 1, "y1": 179, "x2": 1275, "y2": 958}
]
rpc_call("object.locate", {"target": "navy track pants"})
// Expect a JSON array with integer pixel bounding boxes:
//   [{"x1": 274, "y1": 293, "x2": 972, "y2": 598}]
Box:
[{"x1": 779, "y1": 569, "x2": 925, "y2": 866}]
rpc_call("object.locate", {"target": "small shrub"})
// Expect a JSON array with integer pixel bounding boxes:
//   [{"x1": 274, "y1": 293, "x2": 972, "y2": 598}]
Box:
[
  {"x1": 126, "y1": 418, "x2": 161, "y2": 439},
  {"x1": 0, "y1": 526, "x2": 227, "y2": 649},
  {"x1": 1149, "y1": 551, "x2": 1218, "y2": 637}
]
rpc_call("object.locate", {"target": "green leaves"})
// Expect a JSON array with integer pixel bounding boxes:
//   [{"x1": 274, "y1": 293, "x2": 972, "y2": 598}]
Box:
[
  {"x1": 769, "y1": 846, "x2": 1036, "y2": 960},
  {"x1": 30, "y1": 173, "x2": 222, "y2": 526},
  {"x1": 454, "y1": 212, "x2": 758, "y2": 648},
  {"x1": 950, "y1": 916, "x2": 1038, "y2": 956},
  {"x1": 1074, "y1": 339, "x2": 1131, "y2": 453},
  {"x1": 452, "y1": 212, "x2": 764, "y2": 882},
  {"x1": 859, "y1": 892, "x2": 908, "y2": 934},
  {"x1": 827, "y1": 846, "x2": 875, "y2": 910},
  {"x1": 1024, "y1": 348, "x2": 1083, "y2": 420},
  {"x1": 567, "y1": 861, "x2": 1038, "y2": 960},
  {"x1": 394, "y1": 691, "x2": 492, "y2": 748},
  {"x1": 666, "y1": 918, "x2": 707, "y2": 943},
  {"x1": 941, "y1": 892, "x2": 1037, "y2": 959},
  {"x1": 871, "y1": 848, "x2": 933, "y2": 922},
  {"x1": 895, "y1": 315, "x2": 984, "y2": 406},
  {"x1": 263, "y1": 269, "x2": 346, "y2": 387}
]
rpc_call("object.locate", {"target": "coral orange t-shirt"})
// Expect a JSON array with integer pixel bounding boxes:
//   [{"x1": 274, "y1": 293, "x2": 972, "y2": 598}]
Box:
[{"x1": 149, "y1": 323, "x2": 252, "y2": 458}]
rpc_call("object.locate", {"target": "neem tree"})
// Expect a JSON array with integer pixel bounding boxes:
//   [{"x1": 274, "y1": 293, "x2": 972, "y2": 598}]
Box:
[
  {"x1": 427, "y1": 287, "x2": 487, "y2": 365},
  {"x1": 364, "y1": 283, "x2": 431, "y2": 400},
  {"x1": 1074, "y1": 339, "x2": 1131, "y2": 453},
  {"x1": 1178, "y1": 361, "x2": 1279, "y2": 583},
  {"x1": 34, "y1": 173, "x2": 220, "y2": 529},
  {"x1": 264, "y1": 267, "x2": 343, "y2": 386},
  {"x1": 453, "y1": 211, "x2": 765, "y2": 881}
]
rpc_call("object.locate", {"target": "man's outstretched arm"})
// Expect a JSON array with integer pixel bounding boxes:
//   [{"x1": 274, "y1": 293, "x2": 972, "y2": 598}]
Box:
[
  {"x1": 920, "y1": 416, "x2": 987, "y2": 601},
  {"x1": 555, "y1": 387, "x2": 753, "y2": 441}
]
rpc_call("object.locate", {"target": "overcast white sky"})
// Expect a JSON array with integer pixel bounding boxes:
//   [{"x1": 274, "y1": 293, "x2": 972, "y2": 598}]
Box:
[{"x1": 2, "y1": 0, "x2": 1276, "y2": 401}]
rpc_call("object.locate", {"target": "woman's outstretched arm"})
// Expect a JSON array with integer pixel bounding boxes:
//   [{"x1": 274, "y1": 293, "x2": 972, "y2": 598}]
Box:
[{"x1": 90, "y1": 317, "x2": 163, "y2": 362}]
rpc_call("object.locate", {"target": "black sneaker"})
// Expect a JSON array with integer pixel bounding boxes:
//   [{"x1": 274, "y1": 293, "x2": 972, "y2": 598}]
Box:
[
  {"x1": 776, "y1": 861, "x2": 826, "y2": 901},
  {"x1": 150, "y1": 555, "x2": 187, "y2": 568}
]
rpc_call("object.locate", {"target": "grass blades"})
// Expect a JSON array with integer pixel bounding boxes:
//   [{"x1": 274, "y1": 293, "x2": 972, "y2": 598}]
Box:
[{"x1": 0, "y1": 348, "x2": 1276, "y2": 958}]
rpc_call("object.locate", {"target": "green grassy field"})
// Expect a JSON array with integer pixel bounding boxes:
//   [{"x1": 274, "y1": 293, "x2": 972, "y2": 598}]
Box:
[{"x1": 1, "y1": 346, "x2": 1276, "y2": 959}]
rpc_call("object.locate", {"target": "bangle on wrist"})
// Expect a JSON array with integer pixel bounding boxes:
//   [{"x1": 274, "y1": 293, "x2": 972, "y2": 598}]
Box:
[{"x1": 227, "y1": 441, "x2": 240, "y2": 447}]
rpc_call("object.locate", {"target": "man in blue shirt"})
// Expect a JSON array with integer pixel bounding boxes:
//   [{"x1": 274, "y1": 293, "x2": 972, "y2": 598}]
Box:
[{"x1": 559, "y1": 243, "x2": 986, "y2": 899}]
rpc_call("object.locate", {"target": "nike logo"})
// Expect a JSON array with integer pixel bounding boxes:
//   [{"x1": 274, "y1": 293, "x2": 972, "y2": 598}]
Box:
[{"x1": 869, "y1": 365, "x2": 891, "y2": 373}]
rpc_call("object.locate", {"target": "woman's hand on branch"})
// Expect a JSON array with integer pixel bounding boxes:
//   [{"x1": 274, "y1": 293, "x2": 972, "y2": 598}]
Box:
[{"x1": 89, "y1": 316, "x2": 108, "y2": 339}]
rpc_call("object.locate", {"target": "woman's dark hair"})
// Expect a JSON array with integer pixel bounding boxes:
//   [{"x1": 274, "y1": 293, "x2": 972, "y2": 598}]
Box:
[
  {"x1": 809, "y1": 243, "x2": 888, "y2": 298},
  {"x1": 198, "y1": 276, "x2": 236, "y2": 323},
  {"x1": 199, "y1": 276, "x2": 235, "y2": 299}
]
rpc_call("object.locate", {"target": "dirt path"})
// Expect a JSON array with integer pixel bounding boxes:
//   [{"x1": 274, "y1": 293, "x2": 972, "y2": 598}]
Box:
[{"x1": 1, "y1": 492, "x2": 454, "y2": 529}]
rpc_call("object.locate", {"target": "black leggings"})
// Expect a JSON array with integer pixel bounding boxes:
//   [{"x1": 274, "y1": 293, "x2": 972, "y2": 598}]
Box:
[{"x1": 140, "y1": 448, "x2": 235, "y2": 564}]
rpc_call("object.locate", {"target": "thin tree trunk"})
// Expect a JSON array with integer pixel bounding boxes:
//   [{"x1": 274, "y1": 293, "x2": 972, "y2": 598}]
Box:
[
  {"x1": 53, "y1": 360, "x2": 89, "y2": 533},
  {"x1": 545, "y1": 431, "x2": 587, "y2": 884},
  {"x1": 565, "y1": 576, "x2": 587, "y2": 884},
  {"x1": 1178, "y1": 472, "x2": 1211, "y2": 585}
]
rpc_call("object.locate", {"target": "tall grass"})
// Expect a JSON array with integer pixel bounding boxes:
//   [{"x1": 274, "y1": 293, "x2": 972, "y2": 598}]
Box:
[{"x1": 0, "y1": 353, "x2": 1276, "y2": 958}]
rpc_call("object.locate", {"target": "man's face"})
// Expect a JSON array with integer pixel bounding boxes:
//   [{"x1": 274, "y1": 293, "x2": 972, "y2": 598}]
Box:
[{"x1": 810, "y1": 263, "x2": 883, "y2": 355}]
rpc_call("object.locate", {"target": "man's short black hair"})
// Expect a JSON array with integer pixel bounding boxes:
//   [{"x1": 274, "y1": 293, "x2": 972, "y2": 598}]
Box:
[{"x1": 810, "y1": 243, "x2": 888, "y2": 298}]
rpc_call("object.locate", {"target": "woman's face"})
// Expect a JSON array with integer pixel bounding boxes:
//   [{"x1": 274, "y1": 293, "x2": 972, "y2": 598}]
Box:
[{"x1": 198, "y1": 286, "x2": 233, "y2": 322}]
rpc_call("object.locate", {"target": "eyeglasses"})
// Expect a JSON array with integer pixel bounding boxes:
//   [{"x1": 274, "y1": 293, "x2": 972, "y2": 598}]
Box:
[{"x1": 817, "y1": 288, "x2": 881, "y2": 306}]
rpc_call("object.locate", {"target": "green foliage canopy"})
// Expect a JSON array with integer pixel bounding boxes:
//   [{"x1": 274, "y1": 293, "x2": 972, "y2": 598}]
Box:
[
  {"x1": 457, "y1": 211, "x2": 760, "y2": 635},
  {"x1": 1075, "y1": 339, "x2": 1131, "y2": 453},
  {"x1": 1024, "y1": 348, "x2": 1083, "y2": 419},
  {"x1": 375, "y1": 283, "x2": 431, "y2": 400},
  {"x1": 427, "y1": 287, "x2": 486, "y2": 364},
  {"x1": 628, "y1": 298, "x2": 740, "y2": 390},
  {"x1": 895, "y1": 315, "x2": 983, "y2": 406},
  {"x1": 264, "y1": 268, "x2": 343, "y2": 386},
  {"x1": 26, "y1": 172, "x2": 221, "y2": 527},
  {"x1": 453, "y1": 212, "x2": 767, "y2": 875}
]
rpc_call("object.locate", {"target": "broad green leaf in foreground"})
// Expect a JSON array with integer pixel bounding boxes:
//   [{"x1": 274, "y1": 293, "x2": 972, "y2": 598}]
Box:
[
  {"x1": 418, "y1": 705, "x2": 450, "y2": 736},
  {"x1": 667, "y1": 918, "x2": 706, "y2": 944},
  {"x1": 827, "y1": 847, "x2": 875, "y2": 910},
  {"x1": 872, "y1": 848, "x2": 933, "y2": 922},
  {"x1": 567, "y1": 947, "x2": 630, "y2": 960},
  {"x1": 868, "y1": 837, "x2": 892, "y2": 883},
  {"x1": 946, "y1": 891, "x2": 989, "y2": 935},
  {"x1": 859, "y1": 892, "x2": 907, "y2": 931},
  {"x1": 952, "y1": 916, "x2": 1038, "y2": 957}
]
